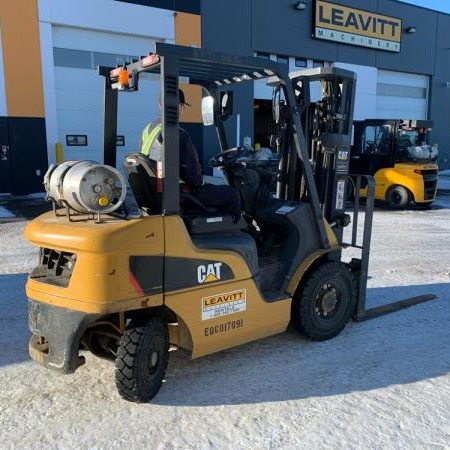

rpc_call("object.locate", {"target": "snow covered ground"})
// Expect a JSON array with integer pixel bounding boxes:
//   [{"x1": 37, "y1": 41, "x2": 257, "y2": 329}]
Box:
[{"x1": 0, "y1": 176, "x2": 449, "y2": 449}]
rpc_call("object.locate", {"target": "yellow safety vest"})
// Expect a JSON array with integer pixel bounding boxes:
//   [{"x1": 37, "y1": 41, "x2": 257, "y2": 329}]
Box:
[
  {"x1": 140, "y1": 122, "x2": 162, "y2": 158},
  {"x1": 140, "y1": 122, "x2": 190, "y2": 188}
]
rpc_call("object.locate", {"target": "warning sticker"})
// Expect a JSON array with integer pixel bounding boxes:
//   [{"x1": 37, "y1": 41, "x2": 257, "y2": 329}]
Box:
[
  {"x1": 335, "y1": 179, "x2": 345, "y2": 210},
  {"x1": 201, "y1": 289, "x2": 246, "y2": 320}
]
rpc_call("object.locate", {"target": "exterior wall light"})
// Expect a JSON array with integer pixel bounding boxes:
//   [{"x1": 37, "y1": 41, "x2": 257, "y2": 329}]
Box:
[
  {"x1": 406, "y1": 26, "x2": 417, "y2": 34},
  {"x1": 294, "y1": 1, "x2": 307, "y2": 10}
]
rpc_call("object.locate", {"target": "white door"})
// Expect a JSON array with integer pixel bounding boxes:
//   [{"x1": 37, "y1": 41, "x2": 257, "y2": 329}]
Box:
[
  {"x1": 52, "y1": 27, "x2": 161, "y2": 168},
  {"x1": 376, "y1": 70, "x2": 429, "y2": 119}
]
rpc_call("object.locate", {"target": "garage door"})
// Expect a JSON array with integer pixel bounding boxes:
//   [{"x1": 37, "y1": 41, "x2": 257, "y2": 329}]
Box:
[
  {"x1": 53, "y1": 26, "x2": 160, "y2": 169},
  {"x1": 376, "y1": 70, "x2": 429, "y2": 119}
]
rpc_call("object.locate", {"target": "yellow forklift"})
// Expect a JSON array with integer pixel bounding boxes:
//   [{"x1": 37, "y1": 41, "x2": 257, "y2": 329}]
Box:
[
  {"x1": 349, "y1": 119, "x2": 438, "y2": 208},
  {"x1": 25, "y1": 44, "x2": 435, "y2": 402}
]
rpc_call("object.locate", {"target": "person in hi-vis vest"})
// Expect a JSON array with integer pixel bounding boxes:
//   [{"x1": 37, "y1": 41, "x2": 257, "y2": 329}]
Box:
[{"x1": 140, "y1": 89, "x2": 241, "y2": 219}]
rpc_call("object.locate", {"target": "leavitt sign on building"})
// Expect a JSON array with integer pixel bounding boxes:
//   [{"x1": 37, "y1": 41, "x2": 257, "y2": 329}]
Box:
[{"x1": 314, "y1": 0, "x2": 402, "y2": 52}]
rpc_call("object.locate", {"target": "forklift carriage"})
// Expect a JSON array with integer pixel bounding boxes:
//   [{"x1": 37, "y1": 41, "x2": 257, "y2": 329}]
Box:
[{"x1": 25, "y1": 43, "x2": 434, "y2": 402}]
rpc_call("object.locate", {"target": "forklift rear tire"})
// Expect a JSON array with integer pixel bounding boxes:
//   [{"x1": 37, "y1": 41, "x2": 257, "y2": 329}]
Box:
[
  {"x1": 386, "y1": 185, "x2": 409, "y2": 209},
  {"x1": 115, "y1": 317, "x2": 169, "y2": 403},
  {"x1": 291, "y1": 261, "x2": 356, "y2": 341}
]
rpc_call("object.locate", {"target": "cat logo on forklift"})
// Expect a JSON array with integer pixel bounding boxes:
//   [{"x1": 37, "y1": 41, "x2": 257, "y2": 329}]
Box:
[
  {"x1": 197, "y1": 262, "x2": 222, "y2": 284},
  {"x1": 338, "y1": 150, "x2": 349, "y2": 160}
]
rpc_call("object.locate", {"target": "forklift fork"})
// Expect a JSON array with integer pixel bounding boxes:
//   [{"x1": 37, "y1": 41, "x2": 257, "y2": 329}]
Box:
[{"x1": 346, "y1": 175, "x2": 437, "y2": 322}]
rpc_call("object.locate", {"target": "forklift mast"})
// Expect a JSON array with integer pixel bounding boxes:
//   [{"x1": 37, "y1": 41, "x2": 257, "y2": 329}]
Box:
[{"x1": 289, "y1": 68, "x2": 356, "y2": 235}]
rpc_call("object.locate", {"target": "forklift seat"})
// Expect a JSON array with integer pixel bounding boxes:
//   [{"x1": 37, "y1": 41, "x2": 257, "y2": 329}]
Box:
[
  {"x1": 124, "y1": 152, "x2": 218, "y2": 216},
  {"x1": 124, "y1": 153, "x2": 244, "y2": 232},
  {"x1": 123, "y1": 153, "x2": 162, "y2": 214}
]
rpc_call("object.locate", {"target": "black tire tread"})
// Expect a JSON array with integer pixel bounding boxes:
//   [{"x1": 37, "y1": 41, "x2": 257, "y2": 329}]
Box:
[
  {"x1": 115, "y1": 317, "x2": 169, "y2": 403},
  {"x1": 386, "y1": 185, "x2": 409, "y2": 209},
  {"x1": 292, "y1": 261, "x2": 356, "y2": 341}
]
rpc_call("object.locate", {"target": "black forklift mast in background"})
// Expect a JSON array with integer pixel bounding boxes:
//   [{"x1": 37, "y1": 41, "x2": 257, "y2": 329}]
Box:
[
  {"x1": 271, "y1": 65, "x2": 436, "y2": 320},
  {"x1": 269, "y1": 67, "x2": 357, "y2": 244},
  {"x1": 290, "y1": 67, "x2": 356, "y2": 238}
]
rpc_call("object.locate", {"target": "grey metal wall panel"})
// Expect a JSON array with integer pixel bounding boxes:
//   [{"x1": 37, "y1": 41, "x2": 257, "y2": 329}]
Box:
[
  {"x1": 336, "y1": 44, "x2": 377, "y2": 67},
  {"x1": 201, "y1": 0, "x2": 252, "y2": 55},
  {"x1": 376, "y1": 0, "x2": 437, "y2": 74},
  {"x1": 251, "y1": 0, "x2": 337, "y2": 60},
  {"x1": 428, "y1": 13, "x2": 450, "y2": 168}
]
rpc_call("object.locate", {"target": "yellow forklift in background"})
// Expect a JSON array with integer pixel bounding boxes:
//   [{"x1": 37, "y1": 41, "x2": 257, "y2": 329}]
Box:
[
  {"x1": 349, "y1": 119, "x2": 438, "y2": 208},
  {"x1": 24, "y1": 44, "x2": 435, "y2": 403}
]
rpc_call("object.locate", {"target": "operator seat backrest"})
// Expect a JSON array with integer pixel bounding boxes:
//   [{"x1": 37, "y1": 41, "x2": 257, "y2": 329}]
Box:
[
  {"x1": 228, "y1": 165, "x2": 262, "y2": 216},
  {"x1": 123, "y1": 153, "x2": 162, "y2": 214}
]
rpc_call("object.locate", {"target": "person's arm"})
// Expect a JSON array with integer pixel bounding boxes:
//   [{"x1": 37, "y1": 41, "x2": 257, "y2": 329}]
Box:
[{"x1": 179, "y1": 130, "x2": 203, "y2": 188}]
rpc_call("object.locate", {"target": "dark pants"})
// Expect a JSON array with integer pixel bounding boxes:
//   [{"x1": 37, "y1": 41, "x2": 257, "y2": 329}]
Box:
[{"x1": 193, "y1": 184, "x2": 241, "y2": 217}]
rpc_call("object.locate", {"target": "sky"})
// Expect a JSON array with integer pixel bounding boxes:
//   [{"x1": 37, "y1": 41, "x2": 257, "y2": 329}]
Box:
[{"x1": 399, "y1": 0, "x2": 450, "y2": 13}]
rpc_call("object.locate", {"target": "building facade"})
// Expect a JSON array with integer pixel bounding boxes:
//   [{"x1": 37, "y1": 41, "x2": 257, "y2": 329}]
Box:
[
  {"x1": 202, "y1": 0, "x2": 450, "y2": 171},
  {"x1": 0, "y1": 0, "x2": 449, "y2": 194}
]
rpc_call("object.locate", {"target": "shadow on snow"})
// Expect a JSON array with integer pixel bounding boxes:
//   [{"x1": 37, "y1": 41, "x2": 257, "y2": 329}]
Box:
[{"x1": 1, "y1": 272, "x2": 449, "y2": 406}]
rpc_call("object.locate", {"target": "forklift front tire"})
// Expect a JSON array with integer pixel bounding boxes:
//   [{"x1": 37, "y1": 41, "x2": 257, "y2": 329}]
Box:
[
  {"x1": 115, "y1": 317, "x2": 169, "y2": 403},
  {"x1": 291, "y1": 261, "x2": 356, "y2": 341},
  {"x1": 386, "y1": 185, "x2": 409, "y2": 209}
]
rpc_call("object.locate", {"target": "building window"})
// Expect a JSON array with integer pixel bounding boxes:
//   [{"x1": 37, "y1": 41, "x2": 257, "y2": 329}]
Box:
[
  {"x1": 377, "y1": 83, "x2": 426, "y2": 99},
  {"x1": 277, "y1": 55, "x2": 289, "y2": 65},
  {"x1": 53, "y1": 47, "x2": 138, "y2": 69},
  {"x1": 362, "y1": 125, "x2": 391, "y2": 155},
  {"x1": 313, "y1": 60, "x2": 324, "y2": 68},
  {"x1": 53, "y1": 48, "x2": 92, "y2": 69},
  {"x1": 255, "y1": 52, "x2": 270, "y2": 60},
  {"x1": 93, "y1": 52, "x2": 133, "y2": 68},
  {"x1": 295, "y1": 58, "x2": 307, "y2": 68}
]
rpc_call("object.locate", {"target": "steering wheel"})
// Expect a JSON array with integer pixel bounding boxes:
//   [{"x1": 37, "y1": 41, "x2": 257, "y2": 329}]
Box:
[{"x1": 209, "y1": 147, "x2": 246, "y2": 168}]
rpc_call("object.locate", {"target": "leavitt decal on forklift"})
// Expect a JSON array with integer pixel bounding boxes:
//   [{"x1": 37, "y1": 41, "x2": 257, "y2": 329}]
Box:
[
  {"x1": 201, "y1": 289, "x2": 246, "y2": 320},
  {"x1": 197, "y1": 262, "x2": 223, "y2": 284}
]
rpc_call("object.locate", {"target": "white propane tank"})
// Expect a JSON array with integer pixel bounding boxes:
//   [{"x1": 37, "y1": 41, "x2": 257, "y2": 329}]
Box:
[
  {"x1": 44, "y1": 160, "x2": 79, "y2": 203},
  {"x1": 409, "y1": 145, "x2": 438, "y2": 161},
  {"x1": 45, "y1": 161, "x2": 126, "y2": 213}
]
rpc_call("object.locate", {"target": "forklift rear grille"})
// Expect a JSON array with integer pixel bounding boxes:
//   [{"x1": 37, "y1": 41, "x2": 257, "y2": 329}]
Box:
[
  {"x1": 421, "y1": 169, "x2": 438, "y2": 200},
  {"x1": 29, "y1": 248, "x2": 76, "y2": 288}
]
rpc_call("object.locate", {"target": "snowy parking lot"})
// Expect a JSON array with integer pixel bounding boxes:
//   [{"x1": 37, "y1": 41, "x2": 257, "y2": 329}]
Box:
[{"x1": 0, "y1": 177, "x2": 449, "y2": 449}]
